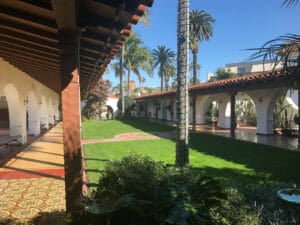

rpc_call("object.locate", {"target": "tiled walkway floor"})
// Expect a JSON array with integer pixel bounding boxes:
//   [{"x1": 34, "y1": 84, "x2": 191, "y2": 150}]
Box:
[{"x1": 0, "y1": 123, "x2": 65, "y2": 225}]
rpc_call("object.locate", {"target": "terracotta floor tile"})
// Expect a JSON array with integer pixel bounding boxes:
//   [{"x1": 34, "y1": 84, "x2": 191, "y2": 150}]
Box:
[{"x1": 0, "y1": 123, "x2": 65, "y2": 224}]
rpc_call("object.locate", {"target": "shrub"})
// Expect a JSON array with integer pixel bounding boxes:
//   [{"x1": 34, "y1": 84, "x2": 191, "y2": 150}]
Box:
[{"x1": 85, "y1": 154, "x2": 232, "y2": 225}]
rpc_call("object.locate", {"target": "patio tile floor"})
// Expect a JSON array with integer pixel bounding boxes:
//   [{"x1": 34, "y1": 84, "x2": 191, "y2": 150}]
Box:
[{"x1": 0, "y1": 123, "x2": 65, "y2": 225}]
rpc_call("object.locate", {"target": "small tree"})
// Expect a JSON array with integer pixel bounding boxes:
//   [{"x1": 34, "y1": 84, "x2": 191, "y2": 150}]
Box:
[
  {"x1": 209, "y1": 68, "x2": 237, "y2": 81},
  {"x1": 82, "y1": 79, "x2": 111, "y2": 119}
]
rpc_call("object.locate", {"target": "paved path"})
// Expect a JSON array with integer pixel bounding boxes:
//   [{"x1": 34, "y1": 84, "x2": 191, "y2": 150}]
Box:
[
  {"x1": 0, "y1": 123, "x2": 65, "y2": 225},
  {"x1": 82, "y1": 131, "x2": 176, "y2": 144}
]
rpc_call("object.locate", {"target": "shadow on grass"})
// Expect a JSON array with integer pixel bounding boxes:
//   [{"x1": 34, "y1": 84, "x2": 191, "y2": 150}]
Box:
[
  {"x1": 0, "y1": 210, "x2": 65, "y2": 225},
  {"x1": 189, "y1": 133, "x2": 300, "y2": 184},
  {"x1": 118, "y1": 118, "x2": 175, "y2": 133},
  {"x1": 118, "y1": 119, "x2": 300, "y2": 184}
]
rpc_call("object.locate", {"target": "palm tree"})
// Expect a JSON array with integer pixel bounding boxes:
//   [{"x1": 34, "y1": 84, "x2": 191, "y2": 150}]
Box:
[
  {"x1": 164, "y1": 63, "x2": 176, "y2": 91},
  {"x1": 250, "y1": 34, "x2": 300, "y2": 72},
  {"x1": 152, "y1": 45, "x2": 176, "y2": 91},
  {"x1": 190, "y1": 10, "x2": 215, "y2": 84},
  {"x1": 123, "y1": 33, "x2": 152, "y2": 96},
  {"x1": 176, "y1": 0, "x2": 190, "y2": 167},
  {"x1": 190, "y1": 10, "x2": 215, "y2": 130}
]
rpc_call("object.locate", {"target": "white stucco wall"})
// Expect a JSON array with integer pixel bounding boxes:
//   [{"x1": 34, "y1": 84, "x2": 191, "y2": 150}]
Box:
[{"x1": 0, "y1": 58, "x2": 60, "y2": 143}]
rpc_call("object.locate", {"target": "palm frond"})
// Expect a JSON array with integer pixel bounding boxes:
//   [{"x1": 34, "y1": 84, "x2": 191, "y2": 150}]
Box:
[
  {"x1": 248, "y1": 34, "x2": 300, "y2": 71},
  {"x1": 189, "y1": 10, "x2": 215, "y2": 51},
  {"x1": 282, "y1": 0, "x2": 300, "y2": 7}
]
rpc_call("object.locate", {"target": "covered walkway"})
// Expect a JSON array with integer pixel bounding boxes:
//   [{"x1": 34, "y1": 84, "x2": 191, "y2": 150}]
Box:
[
  {"x1": 194, "y1": 125, "x2": 298, "y2": 151},
  {"x1": 0, "y1": 123, "x2": 65, "y2": 224}
]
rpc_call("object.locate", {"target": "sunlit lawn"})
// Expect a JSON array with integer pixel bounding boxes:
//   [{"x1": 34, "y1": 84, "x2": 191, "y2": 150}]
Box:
[
  {"x1": 83, "y1": 119, "x2": 300, "y2": 186},
  {"x1": 82, "y1": 118, "x2": 174, "y2": 139}
]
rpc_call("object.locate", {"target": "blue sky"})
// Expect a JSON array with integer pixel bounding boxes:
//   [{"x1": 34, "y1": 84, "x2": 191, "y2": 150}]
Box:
[{"x1": 104, "y1": 0, "x2": 300, "y2": 88}]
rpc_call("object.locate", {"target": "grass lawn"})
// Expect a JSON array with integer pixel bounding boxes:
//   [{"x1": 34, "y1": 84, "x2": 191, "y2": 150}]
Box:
[
  {"x1": 82, "y1": 118, "x2": 174, "y2": 139},
  {"x1": 83, "y1": 119, "x2": 300, "y2": 186}
]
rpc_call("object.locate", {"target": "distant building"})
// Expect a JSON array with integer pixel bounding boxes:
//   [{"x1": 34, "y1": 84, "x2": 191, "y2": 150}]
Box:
[
  {"x1": 225, "y1": 60, "x2": 283, "y2": 75},
  {"x1": 128, "y1": 80, "x2": 135, "y2": 93}
]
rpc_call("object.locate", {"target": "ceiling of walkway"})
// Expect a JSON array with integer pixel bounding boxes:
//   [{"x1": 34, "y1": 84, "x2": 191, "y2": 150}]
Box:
[{"x1": 0, "y1": 0, "x2": 153, "y2": 94}]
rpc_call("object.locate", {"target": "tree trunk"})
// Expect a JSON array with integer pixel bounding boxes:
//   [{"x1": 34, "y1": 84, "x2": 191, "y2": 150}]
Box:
[
  {"x1": 160, "y1": 66, "x2": 164, "y2": 92},
  {"x1": 192, "y1": 50, "x2": 198, "y2": 131},
  {"x1": 176, "y1": 0, "x2": 189, "y2": 167},
  {"x1": 127, "y1": 70, "x2": 131, "y2": 96},
  {"x1": 192, "y1": 50, "x2": 198, "y2": 85},
  {"x1": 120, "y1": 46, "x2": 125, "y2": 114},
  {"x1": 165, "y1": 76, "x2": 169, "y2": 91}
]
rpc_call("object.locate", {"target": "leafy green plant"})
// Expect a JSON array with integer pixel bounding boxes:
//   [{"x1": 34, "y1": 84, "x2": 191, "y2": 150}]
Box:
[
  {"x1": 273, "y1": 94, "x2": 295, "y2": 130},
  {"x1": 86, "y1": 154, "x2": 229, "y2": 225}
]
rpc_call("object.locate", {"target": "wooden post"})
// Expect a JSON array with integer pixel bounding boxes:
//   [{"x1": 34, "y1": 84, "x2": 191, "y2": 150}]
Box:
[
  {"x1": 61, "y1": 32, "x2": 82, "y2": 213},
  {"x1": 230, "y1": 92, "x2": 236, "y2": 138}
]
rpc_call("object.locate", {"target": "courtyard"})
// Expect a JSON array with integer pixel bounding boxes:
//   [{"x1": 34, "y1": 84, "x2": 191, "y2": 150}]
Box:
[
  {"x1": 82, "y1": 119, "x2": 300, "y2": 186},
  {"x1": 0, "y1": 0, "x2": 299, "y2": 224}
]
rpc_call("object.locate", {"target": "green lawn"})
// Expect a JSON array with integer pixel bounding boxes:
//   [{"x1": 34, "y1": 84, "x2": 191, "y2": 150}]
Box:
[
  {"x1": 83, "y1": 119, "x2": 300, "y2": 186},
  {"x1": 82, "y1": 118, "x2": 174, "y2": 139}
]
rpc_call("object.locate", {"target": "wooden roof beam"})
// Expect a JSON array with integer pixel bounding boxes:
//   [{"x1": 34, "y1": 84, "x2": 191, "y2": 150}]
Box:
[
  {"x1": 0, "y1": 41, "x2": 60, "y2": 59},
  {"x1": 0, "y1": 29, "x2": 59, "y2": 51},
  {"x1": 0, "y1": 45, "x2": 60, "y2": 63},
  {"x1": 0, "y1": 20, "x2": 58, "y2": 43},
  {"x1": 0, "y1": 54, "x2": 60, "y2": 72},
  {"x1": 0, "y1": 6, "x2": 57, "y2": 33}
]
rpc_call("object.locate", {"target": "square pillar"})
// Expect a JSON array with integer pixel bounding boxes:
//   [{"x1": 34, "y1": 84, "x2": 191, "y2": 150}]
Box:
[
  {"x1": 61, "y1": 35, "x2": 82, "y2": 213},
  {"x1": 230, "y1": 93, "x2": 236, "y2": 138}
]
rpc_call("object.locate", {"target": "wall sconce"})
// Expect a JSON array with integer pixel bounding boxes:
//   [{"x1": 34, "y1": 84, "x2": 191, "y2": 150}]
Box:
[{"x1": 24, "y1": 97, "x2": 28, "y2": 106}]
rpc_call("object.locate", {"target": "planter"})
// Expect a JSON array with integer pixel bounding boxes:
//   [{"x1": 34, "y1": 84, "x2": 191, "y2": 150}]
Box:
[{"x1": 281, "y1": 128, "x2": 297, "y2": 137}]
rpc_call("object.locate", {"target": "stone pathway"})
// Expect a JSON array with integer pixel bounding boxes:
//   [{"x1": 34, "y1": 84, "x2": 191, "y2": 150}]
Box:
[
  {"x1": 82, "y1": 131, "x2": 176, "y2": 144},
  {"x1": 0, "y1": 123, "x2": 65, "y2": 225}
]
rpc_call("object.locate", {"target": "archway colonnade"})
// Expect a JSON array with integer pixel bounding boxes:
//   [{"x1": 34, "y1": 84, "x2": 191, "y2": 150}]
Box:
[
  {"x1": 0, "y1": 58, "x2": 60, "y2": 144},
  {"x1": 135, "y1": 87, "x2": 290, "y2": 136}
]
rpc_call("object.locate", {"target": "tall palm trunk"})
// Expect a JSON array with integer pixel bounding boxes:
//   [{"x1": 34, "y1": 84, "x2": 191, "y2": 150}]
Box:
[
  {"x1": 120, "y1": 45, "x2": 125, "y2": 114},
  {"x1": 176, "y1": 0, "x2": 189, "y2": 167},
  {"x1": 160, "y1": 66, "x2": 164, "y2": 92},
  {"x1": 127, "y1": 69, "x2": 131, "y2": 96},
  {"x1": 192, "y1": 48, "x2": 198, "y2": 131}
]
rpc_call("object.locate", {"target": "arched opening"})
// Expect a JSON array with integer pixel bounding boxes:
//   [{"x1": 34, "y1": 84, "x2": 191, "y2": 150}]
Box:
[
  {"x1": 40, "y1": 96, "x2": 49, "y2": 130},
  {"x1": 205, "y1": 101, "x2": 219, "y2": 126},
  {"x1": 0, "y1": 95, "x2": 9, "y2": 132},
  {"x1": 3, "y1": 83, "x2": 27, "y2": 144},
  {"x1": 235, "y1": 92, "x2": 257, "y2": 128},
  {"x1": 106, "y1": 105, "x2": 114, "y2": 119},
  {"x1": 272, "y1": 90, "x2": 298, "y2": 137}
]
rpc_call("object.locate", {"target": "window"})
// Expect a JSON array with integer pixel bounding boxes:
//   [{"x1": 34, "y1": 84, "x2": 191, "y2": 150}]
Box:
[{"x1": 237, "y1": 67, "x2": 246, "y2": 74}]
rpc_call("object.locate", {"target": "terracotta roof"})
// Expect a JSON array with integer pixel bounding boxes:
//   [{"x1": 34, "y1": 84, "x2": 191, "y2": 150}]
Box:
[{"x1": 135, "y1": 69, "x2": 298, "y2": 100}]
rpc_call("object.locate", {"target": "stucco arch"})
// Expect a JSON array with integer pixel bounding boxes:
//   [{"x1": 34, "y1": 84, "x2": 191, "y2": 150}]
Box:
[
  {"x1": 195, "y1": 95, "x2": 216, "y2": 124},
  {"x1": 3, "y1": 83, "x2": 27, "y2": 143},
  {"x1": 40, "y1": 96, "x2": 49, "y2": 129},
  {"x1": 246, "y1": 88, "x2": 285, "y2": 134},
  {"x1": 27, "y1": 90, "x2": 41, "y2": 135},
  {"x1": 48, "y1": 98, "x2": 55, "y2": 125}
]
